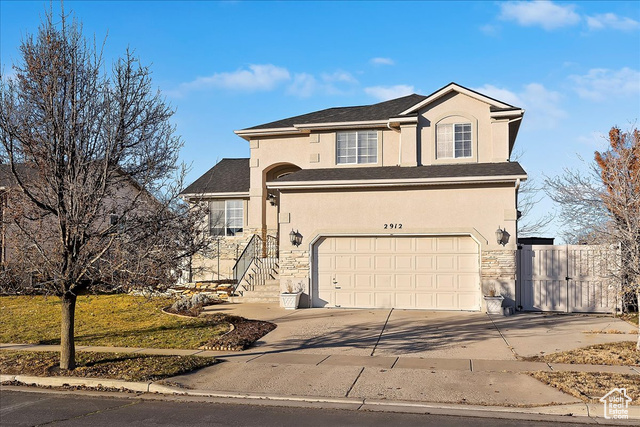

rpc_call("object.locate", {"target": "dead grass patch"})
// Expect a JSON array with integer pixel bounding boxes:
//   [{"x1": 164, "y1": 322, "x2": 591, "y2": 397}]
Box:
[
  {"x1": 0, "y1": 350, "x2": 216, "y2": 382},
  {"x1": 530, "y1": 371, "x2": 640, "y2": 405},
  {"x1": 523, "y1": 341, "x2": 639, "y2": 366}
]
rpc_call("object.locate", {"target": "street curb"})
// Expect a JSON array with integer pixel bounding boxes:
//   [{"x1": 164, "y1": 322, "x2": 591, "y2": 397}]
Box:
[{"x1": 2, "y1": 375, "x2": 639, "y2": 424}]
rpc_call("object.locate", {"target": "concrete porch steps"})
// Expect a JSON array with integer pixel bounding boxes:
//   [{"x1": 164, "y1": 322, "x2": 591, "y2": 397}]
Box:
[{"x1": 230, "y1": 279, "x2": 280, "y2": 304}]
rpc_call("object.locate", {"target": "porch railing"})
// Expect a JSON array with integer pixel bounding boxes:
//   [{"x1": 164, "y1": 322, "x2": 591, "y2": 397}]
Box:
[{"x1": 232, "y1": 233, "x2": 278, "y2": 293}]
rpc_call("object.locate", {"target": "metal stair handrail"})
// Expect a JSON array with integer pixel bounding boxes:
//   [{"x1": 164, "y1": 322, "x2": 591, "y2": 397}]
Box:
[
  {"x1": 232, "y1": 233, "x2": 279, "y2": 294},
  {"x1": 232, "y1": 234, "x2": 260, "y2": 289}
]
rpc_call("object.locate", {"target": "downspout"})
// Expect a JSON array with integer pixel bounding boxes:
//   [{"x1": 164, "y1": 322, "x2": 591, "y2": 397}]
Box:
[{"x1": 515, "y1": 178, "x2": 521, "y2": 311}]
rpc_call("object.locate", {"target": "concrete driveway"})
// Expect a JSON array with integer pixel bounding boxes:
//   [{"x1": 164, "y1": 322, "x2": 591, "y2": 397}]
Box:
[{"x1": 204, "y1": 303, "x2": 636, "y2": 359}]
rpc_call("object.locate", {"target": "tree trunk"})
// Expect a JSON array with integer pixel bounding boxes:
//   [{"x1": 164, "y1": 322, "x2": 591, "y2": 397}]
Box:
[
  {"x1": 60, "y1": 292, "x2": 77, "y2": 370},
  {"x1": 637, "y1": 291, "x2": 640, "y2": 352}
]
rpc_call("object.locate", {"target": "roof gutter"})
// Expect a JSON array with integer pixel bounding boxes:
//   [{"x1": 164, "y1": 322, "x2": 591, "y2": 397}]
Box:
[{"x1": 267, "y1": 174, "x2": 528, "y2": 190}]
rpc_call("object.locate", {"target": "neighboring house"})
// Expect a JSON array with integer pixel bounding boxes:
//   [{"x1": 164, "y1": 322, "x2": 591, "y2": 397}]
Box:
[
  {"x1": 181, "y1": 82, "x2": 528, "y2": 312},
  {"x1": 0, "y1": 163, "x2": 160, "y2": 282}
]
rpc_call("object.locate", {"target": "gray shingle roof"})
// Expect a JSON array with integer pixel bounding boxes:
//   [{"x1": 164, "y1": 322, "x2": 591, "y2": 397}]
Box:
[
  {"x1": 245, "y1": 94, "x2": 427, "y2": 130},
  {"x1": 271, "y1": 162, "x2": 527, "y2": 183},
  {"x1": 181, "y1": 158, "x2": 250, "y2": 195}
]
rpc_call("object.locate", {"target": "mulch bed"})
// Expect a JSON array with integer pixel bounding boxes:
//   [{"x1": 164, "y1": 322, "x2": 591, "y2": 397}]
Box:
[{"x1": 199, "y1": 313, "x2": 276, "y2": 351}]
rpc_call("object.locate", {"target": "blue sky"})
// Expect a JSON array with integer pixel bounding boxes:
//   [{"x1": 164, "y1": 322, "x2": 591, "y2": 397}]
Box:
[{"x1": 1, "y1": 1, "x2": 639, "y2": 239}]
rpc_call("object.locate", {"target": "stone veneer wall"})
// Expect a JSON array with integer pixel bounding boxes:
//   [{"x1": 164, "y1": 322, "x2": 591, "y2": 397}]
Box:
[
  {"x1": 481, "y1": 249, "x2": 517, "y2": 308},
  {"x1": 190, "y1": 230, "x2": 258, "y2": 281},
  {"x1": 278, "y1": 247, "x2": 310, "y2": 292}
]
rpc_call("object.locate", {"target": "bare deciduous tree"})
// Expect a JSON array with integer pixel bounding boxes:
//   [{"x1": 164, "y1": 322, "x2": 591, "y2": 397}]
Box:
[
  {"x1": 0, "y1": 10, "x2": 206, "y2": 369},
  {"x1": 546, "y1": 126, "x2": 640, "y2": 349}
]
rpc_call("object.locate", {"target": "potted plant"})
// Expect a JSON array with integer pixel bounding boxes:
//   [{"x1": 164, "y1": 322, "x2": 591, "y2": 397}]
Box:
[
  {"x1": 280, "y1": 280, "x2": 303, "y2": 310},
  {"x1": 484, "y1": 287, "x2": 504, "y2": 314}
]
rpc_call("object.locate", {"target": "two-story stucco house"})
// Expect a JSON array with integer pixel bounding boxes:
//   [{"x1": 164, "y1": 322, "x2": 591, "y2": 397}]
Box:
[{"x1": 181, "y1": 82, "x2": 527, "y2": 312}]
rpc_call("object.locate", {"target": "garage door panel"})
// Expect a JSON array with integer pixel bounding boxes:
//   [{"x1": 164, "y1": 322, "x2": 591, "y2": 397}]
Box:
[
  {"x1": 416, "y1": 255, "x2": 435, "y2": 271},
  {"x1": 355, "y1": 238, "x2": 374, "y2": 252},
  {"x1": 416, "y1": 274, "x2": 435, "y2": 289},
  {"x1": 375, "y1": 238, "x2": 393, "y2": 251},
  {"x1": 458, "y1": 274, "x2": 479, "y2": 290},
  {"x1": 436, "y1": 293, "x2": 456, "y2": 309},
  {"x1": 335, "y1": 238, "x2": 352, "y2": 251},
  {"x1": 395, "y1": 255, "x2": 413, "y2": 270},
  {"x1": 375, "y1": 256, "x2": 392, "y2": 269},
  {"x1": 374, "y1": 292, "x2": 393, "y2": 308},
  {"x1": 355, "y1": 292, "x2": 373, "y2": 307},
  {"x1": 335, "y1": 292, "x2": 353, "y2": 307},
  {"x1": 355, "y1": 256, "x2": 372, "y2": 270},
  {"x1": 375, "y1": 274, "x2": 392, "y2": 288},
  {"x1": 435, "y1": 274, "x2": 455, "y2": 290},
  {"x1": 436, "y1": 238, "x2": 456, "y2": 252},
  {"x1": 315, "y1": 236, "x2": 480, "y2": 310},
  {"x1": 395, "y1": 274, "x2": 414, "y2": 289},
  {"x1": 395, "y1": 293, "x2": 414, "y2": 308},
  {"x1": 355, "y1": 274, "x2": 372, "y2": 288},
  {"x1": 395, "y1": 238, "x2": 413, "y2": 252},
  {"x1": 416, "y1": 293, "x2": 435, "y2": 308},
  {"x1": 458, "y1": 255, "x2": 478, "y2": 271},
  {"x1": 335, "y1": 255, "x2": 352, "y2": 270},
  {"x1": 436, "y1": 255, "x2": 455, "y2": 270}
]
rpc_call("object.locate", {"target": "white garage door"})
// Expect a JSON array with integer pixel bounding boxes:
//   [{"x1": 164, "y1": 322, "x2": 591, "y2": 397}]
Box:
[{"x1": 313, "y1": 236, "x2": 480, "y2": 310}]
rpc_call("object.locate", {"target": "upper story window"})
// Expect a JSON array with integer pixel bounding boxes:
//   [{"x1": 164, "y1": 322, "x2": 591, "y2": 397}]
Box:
[
  {"x1": 336, "y1": 130, "x2": 377, "y2": 164},
  {"x1": 209, "y1": 200, "x2": 243, "y2": 237},
  {"x1": 436, "y1": 123, "x2": 472, "y2": 159}
]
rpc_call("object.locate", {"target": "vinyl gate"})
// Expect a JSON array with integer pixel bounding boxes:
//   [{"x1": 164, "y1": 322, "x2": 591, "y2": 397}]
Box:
[{"x1": 518, "y1": 245, "x2": 619, "y2": 313}]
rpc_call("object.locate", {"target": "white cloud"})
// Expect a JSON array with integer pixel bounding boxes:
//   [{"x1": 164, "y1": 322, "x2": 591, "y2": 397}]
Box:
[
  {"x1": 570, "y1": 67, "x2": 640, "y2": 101},
  {"x1": 576, "y1": 131, "x2": 608, "y2": 149},
  {"x1": 286, "y1": 73, "x2": 318, "y2": 98},
  {"x1": 364, "y1": 85, "x2": 415, "y2": 101},
  {"x1": 173, "y1": 64, "x2": 290, "y2": 96},
  {"x1": 499, "y1": 1, "x2": 580, "y2": 30},
  {"x1": 321, "y1": 71, "x2": 358, "y2": 84},
  {"x1": 479, "y1": 24, "x2": 499, "y2": 36},
  {"x1": 370, "y1": 57, "x2": 395, "y2": 66},
  {"x1": 473, "y1": 83, "x2": 567, "y2": 130},
  {"x1": 586, "y1": 13, "x2": 640, "y2": 31}
]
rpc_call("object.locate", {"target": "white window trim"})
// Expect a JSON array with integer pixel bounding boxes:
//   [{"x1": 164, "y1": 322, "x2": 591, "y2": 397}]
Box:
[
  {"x1": 336, "y1": 130, "x2": 378, "y2": 165},
  {"x1": 209, "y1": 200, "x2": 244, "y2": 237},
  {"x1": 436, "y1": 122, "x2": 472, "y2": 159}
]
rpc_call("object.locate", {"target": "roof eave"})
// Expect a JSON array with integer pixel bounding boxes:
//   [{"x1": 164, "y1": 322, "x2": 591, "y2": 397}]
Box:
[{"x1": 267, "y1": 174, "x2": 528, "y2": 190}]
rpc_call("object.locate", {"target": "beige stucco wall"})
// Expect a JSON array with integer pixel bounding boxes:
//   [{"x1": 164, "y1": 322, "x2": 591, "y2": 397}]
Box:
[{"x1": 277, "y1": 183, "x2": 519, "y2": 307}]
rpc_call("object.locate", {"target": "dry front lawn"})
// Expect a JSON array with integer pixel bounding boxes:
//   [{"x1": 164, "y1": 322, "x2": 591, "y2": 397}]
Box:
[
  {"x1": 524, "y1": 341, "x2": 639, "y2": 366},
  {"x1": 531, "y1": 371, "x2": 640, "y2": 405},
  {"x1": 0, "y1": 350, "x2": 216, "y2": 382},
  {"x1": 0, "y1": 295, "x2": 229, "y2": 349}
]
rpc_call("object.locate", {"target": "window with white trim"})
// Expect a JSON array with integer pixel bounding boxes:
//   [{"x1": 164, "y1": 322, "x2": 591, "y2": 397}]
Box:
[
  {"x1": 209, "y1": 200, "x2": 243, "y2": 236},
  {"x1": 436, "y1": 123, "x2": 472, "y2": 159},
  {"x1": 336, "y1": 130, "x2": 377, "y2": 164}
]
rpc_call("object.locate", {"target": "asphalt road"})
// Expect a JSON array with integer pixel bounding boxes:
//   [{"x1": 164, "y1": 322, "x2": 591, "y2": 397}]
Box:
[{"x1": 0, "y1": 389, "x2": 594, "y2": 427}]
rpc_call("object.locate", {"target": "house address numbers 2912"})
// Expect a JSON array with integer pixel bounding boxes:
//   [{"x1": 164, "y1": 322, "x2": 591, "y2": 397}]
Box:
[{"x1": 383, "y1": 223, "x2": 402, "y2": 229}]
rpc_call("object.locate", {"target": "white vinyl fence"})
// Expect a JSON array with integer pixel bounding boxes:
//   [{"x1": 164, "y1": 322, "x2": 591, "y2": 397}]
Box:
[{"x1": 517, "y1": 245, "x2": 620, "y2": 313}]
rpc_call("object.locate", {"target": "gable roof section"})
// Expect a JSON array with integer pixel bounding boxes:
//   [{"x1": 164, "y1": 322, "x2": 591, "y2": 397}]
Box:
[
  {"x1": 236, "y1": 82, "x2": 523, "y2": 139},
  {"x1": 180, "y1": 158, "x2": 250, "y2": 196},
  {"x1": 268, "y1": 162, "x2": 526, "y2": 189}
]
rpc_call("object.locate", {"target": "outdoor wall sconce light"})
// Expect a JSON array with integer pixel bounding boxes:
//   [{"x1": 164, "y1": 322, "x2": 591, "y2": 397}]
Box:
[
  {"x1": 267, "y1": 193, "x2": 277, "y2": 206},
  {"x1": 495, "y1": 226, "x2": 510, "y2": 246},
  {"x1": 289, "y1": 229, "x2": 303, "y2": 247}
]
